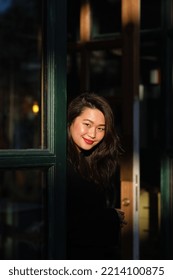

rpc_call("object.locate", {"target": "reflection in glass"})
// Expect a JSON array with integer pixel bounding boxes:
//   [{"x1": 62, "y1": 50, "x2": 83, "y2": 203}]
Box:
[
  {"x1": 0, "y1": 0, "x2": 43, "y2": 149},
  {"x1": 89, "y1": 49, "x2": 122, "y2": 97},
  {"x1": 139, "y1": 42, "x2": 161, "y2": 259},
  {"x1": 89, "y1": 49, "x2": 122, "y2": 136},
  {"x1": 67, "y1": 52, "x2": 81, "y2": 100},
  {"x1": 67, "y1": 0, "x2": 80, "y2": 42},
  {"x1": 141, "y1": 0, "x2": 162, "y2": 30},
  {"x1": 0, "y1": 169, "x2": 47, "y2": 259},
  {"x1": 91, "y1": 0, "x2": 121, "y2": 37}
]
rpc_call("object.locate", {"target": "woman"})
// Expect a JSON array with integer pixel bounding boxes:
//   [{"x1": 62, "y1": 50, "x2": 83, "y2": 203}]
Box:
[{"x1": 67, "y1": 93, "x2": 125, "y2": 259}]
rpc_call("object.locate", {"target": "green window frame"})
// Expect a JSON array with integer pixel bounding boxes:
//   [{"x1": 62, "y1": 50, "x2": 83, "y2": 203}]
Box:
[{"x1": 0, "y1": 0, "x2": 67, "y2": 259}]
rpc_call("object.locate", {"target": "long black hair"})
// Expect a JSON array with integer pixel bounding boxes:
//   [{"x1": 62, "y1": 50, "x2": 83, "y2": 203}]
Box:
[{"x1": 67, "y1": 93, "x2": 121, "y2": 186}]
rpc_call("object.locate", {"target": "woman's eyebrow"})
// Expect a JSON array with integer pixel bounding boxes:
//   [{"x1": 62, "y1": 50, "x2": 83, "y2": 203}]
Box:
[{"x1": 83, "y1": 119, "x2": 105, "y2": 126}]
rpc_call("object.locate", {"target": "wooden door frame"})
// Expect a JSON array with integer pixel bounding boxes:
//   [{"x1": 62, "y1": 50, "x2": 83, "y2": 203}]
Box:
[
  {"x1": 121, "y1": 0, "x2": 140, "y2": 259},
  {"x1": 68, "y1": 0, "x2": 141, "y2": 259}
]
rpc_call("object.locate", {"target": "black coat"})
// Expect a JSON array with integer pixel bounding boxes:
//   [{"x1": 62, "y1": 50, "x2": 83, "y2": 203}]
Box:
[{"x1": 67, "y1": 161, "x2": 121, "y2": 259}]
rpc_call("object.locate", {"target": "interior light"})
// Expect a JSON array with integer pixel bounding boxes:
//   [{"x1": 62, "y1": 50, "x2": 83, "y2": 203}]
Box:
[{"x1": 32, "y1": 102, "x2": 39, "y2": 114}]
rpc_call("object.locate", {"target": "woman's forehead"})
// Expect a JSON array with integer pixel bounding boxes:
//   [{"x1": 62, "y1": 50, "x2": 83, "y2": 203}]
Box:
[{"x1": 79, "y1": 107, "x2": 105, "y2": 124}]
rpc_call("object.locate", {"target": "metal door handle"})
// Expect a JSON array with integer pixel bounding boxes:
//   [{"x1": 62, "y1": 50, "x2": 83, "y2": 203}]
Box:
[{"x1": 122, "y1": 198, "x2": 130, "y2": 206}]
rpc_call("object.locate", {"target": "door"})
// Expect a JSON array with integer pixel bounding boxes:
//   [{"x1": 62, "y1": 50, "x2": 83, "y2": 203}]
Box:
[
  {"x1": 67, "y1": 0, "x2": 140, "y2": 259},
  {"x1": 0, "y1": 0, "x2": 67, "y2": 259}
]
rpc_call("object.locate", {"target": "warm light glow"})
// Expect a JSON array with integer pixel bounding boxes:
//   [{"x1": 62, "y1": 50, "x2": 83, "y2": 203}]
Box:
[
  {"x1": 122, "y1": 0, "x2": 140, "y2": 28},
  {"x1": 80, "y1": 1, "x2": 91, "y2": 42},
  {"x1": 32, "y1": 102, "x2": 39, "y2": 114}
]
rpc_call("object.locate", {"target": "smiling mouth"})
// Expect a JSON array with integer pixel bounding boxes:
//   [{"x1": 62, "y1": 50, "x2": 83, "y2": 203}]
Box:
[{"x1": 83, "y1": 138, "x2": 94, "y2": 145}]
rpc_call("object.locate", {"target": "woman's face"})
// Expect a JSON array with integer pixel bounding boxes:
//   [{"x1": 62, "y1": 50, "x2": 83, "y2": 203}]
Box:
[{"x1": 70, "y1": 107, "x2": 105, "y2": 151}]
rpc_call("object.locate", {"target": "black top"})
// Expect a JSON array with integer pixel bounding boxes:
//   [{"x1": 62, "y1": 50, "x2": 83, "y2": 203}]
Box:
[{"x1": 67, "y1": 161, "x2": 121, "y2": 259}]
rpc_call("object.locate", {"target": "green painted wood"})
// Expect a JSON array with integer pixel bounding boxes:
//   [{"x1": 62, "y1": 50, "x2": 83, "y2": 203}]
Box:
[
  {"x1": 0, "y1": 150, "x2": 55, "y2": 167},
  {"x1": 161, "y1": 155, "x2": 173, "y2": 259},
  {"x1": 46, "y1": 0, "x2": 67, "y2": 259},
  {"x1": 160, "y1": 0, "x2": 173, "y2": 259},
  {"x1": 0, "y1": 0, "x2": 67, "y2": 259}
]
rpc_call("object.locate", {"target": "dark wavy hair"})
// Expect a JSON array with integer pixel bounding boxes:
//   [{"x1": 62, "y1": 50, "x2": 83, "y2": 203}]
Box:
[{"x1": 67, "y1": 93, "x2": 121, "y2": 186}]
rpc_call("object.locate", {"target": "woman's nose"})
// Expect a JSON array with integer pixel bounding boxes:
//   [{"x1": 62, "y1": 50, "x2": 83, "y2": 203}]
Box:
[{"x1": 88, "y1": 127, "x2": 96, "y2": 138}]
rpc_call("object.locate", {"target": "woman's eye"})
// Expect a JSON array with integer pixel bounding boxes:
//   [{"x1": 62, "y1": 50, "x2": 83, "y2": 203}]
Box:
[
  {"x1": 83, "y1": 123, "x2": 90, "y2": 127},
  {"x1": 98, "y1": 127, "x2": 105, "y2": 131}
]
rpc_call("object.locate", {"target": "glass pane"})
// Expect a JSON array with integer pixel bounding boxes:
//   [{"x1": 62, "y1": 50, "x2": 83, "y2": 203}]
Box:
[
  {"x1": 0, "y1": 0, "x2": 43, "y2": 149},
  {"x1": 139, "y1": 40, "x2": 161, "y2": 259},
  {"x1": 91, "y1": 0, "x2": 121, "y2": 37},
  {"x1": 0, "y1": 168, "x2": 47, "y2": 259},
  {"x1": 67, "y1": 52, "x2": 81, "y2": 100},
  {"x1": 67, "y1": 0, "x2": 80, "y2": 42},
  {"x1": 89, "y1": 49, "x2": 121, "y2": 96},
  {"x1": 141, "y1": 0, "x2": 162, "y2": 30},
  {"x1": 89, "y1": 49, "x2": 122, "y2": 134}
]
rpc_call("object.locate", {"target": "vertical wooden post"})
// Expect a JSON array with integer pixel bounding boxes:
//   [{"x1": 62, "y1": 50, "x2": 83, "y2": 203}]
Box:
[
  {"x1": 80, "y1": 0, "x2": 91, "y2": 42},
  {"x1": 80, "y1": 0, "x2": 91, "y2": 91},
  {"x1": 121, "y1": 0, "x2": 140, "y2": 259}
]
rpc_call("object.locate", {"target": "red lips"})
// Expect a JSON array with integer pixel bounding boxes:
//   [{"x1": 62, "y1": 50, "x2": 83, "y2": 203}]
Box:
[{"x1": 83, "y1": 138, "x2": 94, "y2": 145}]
